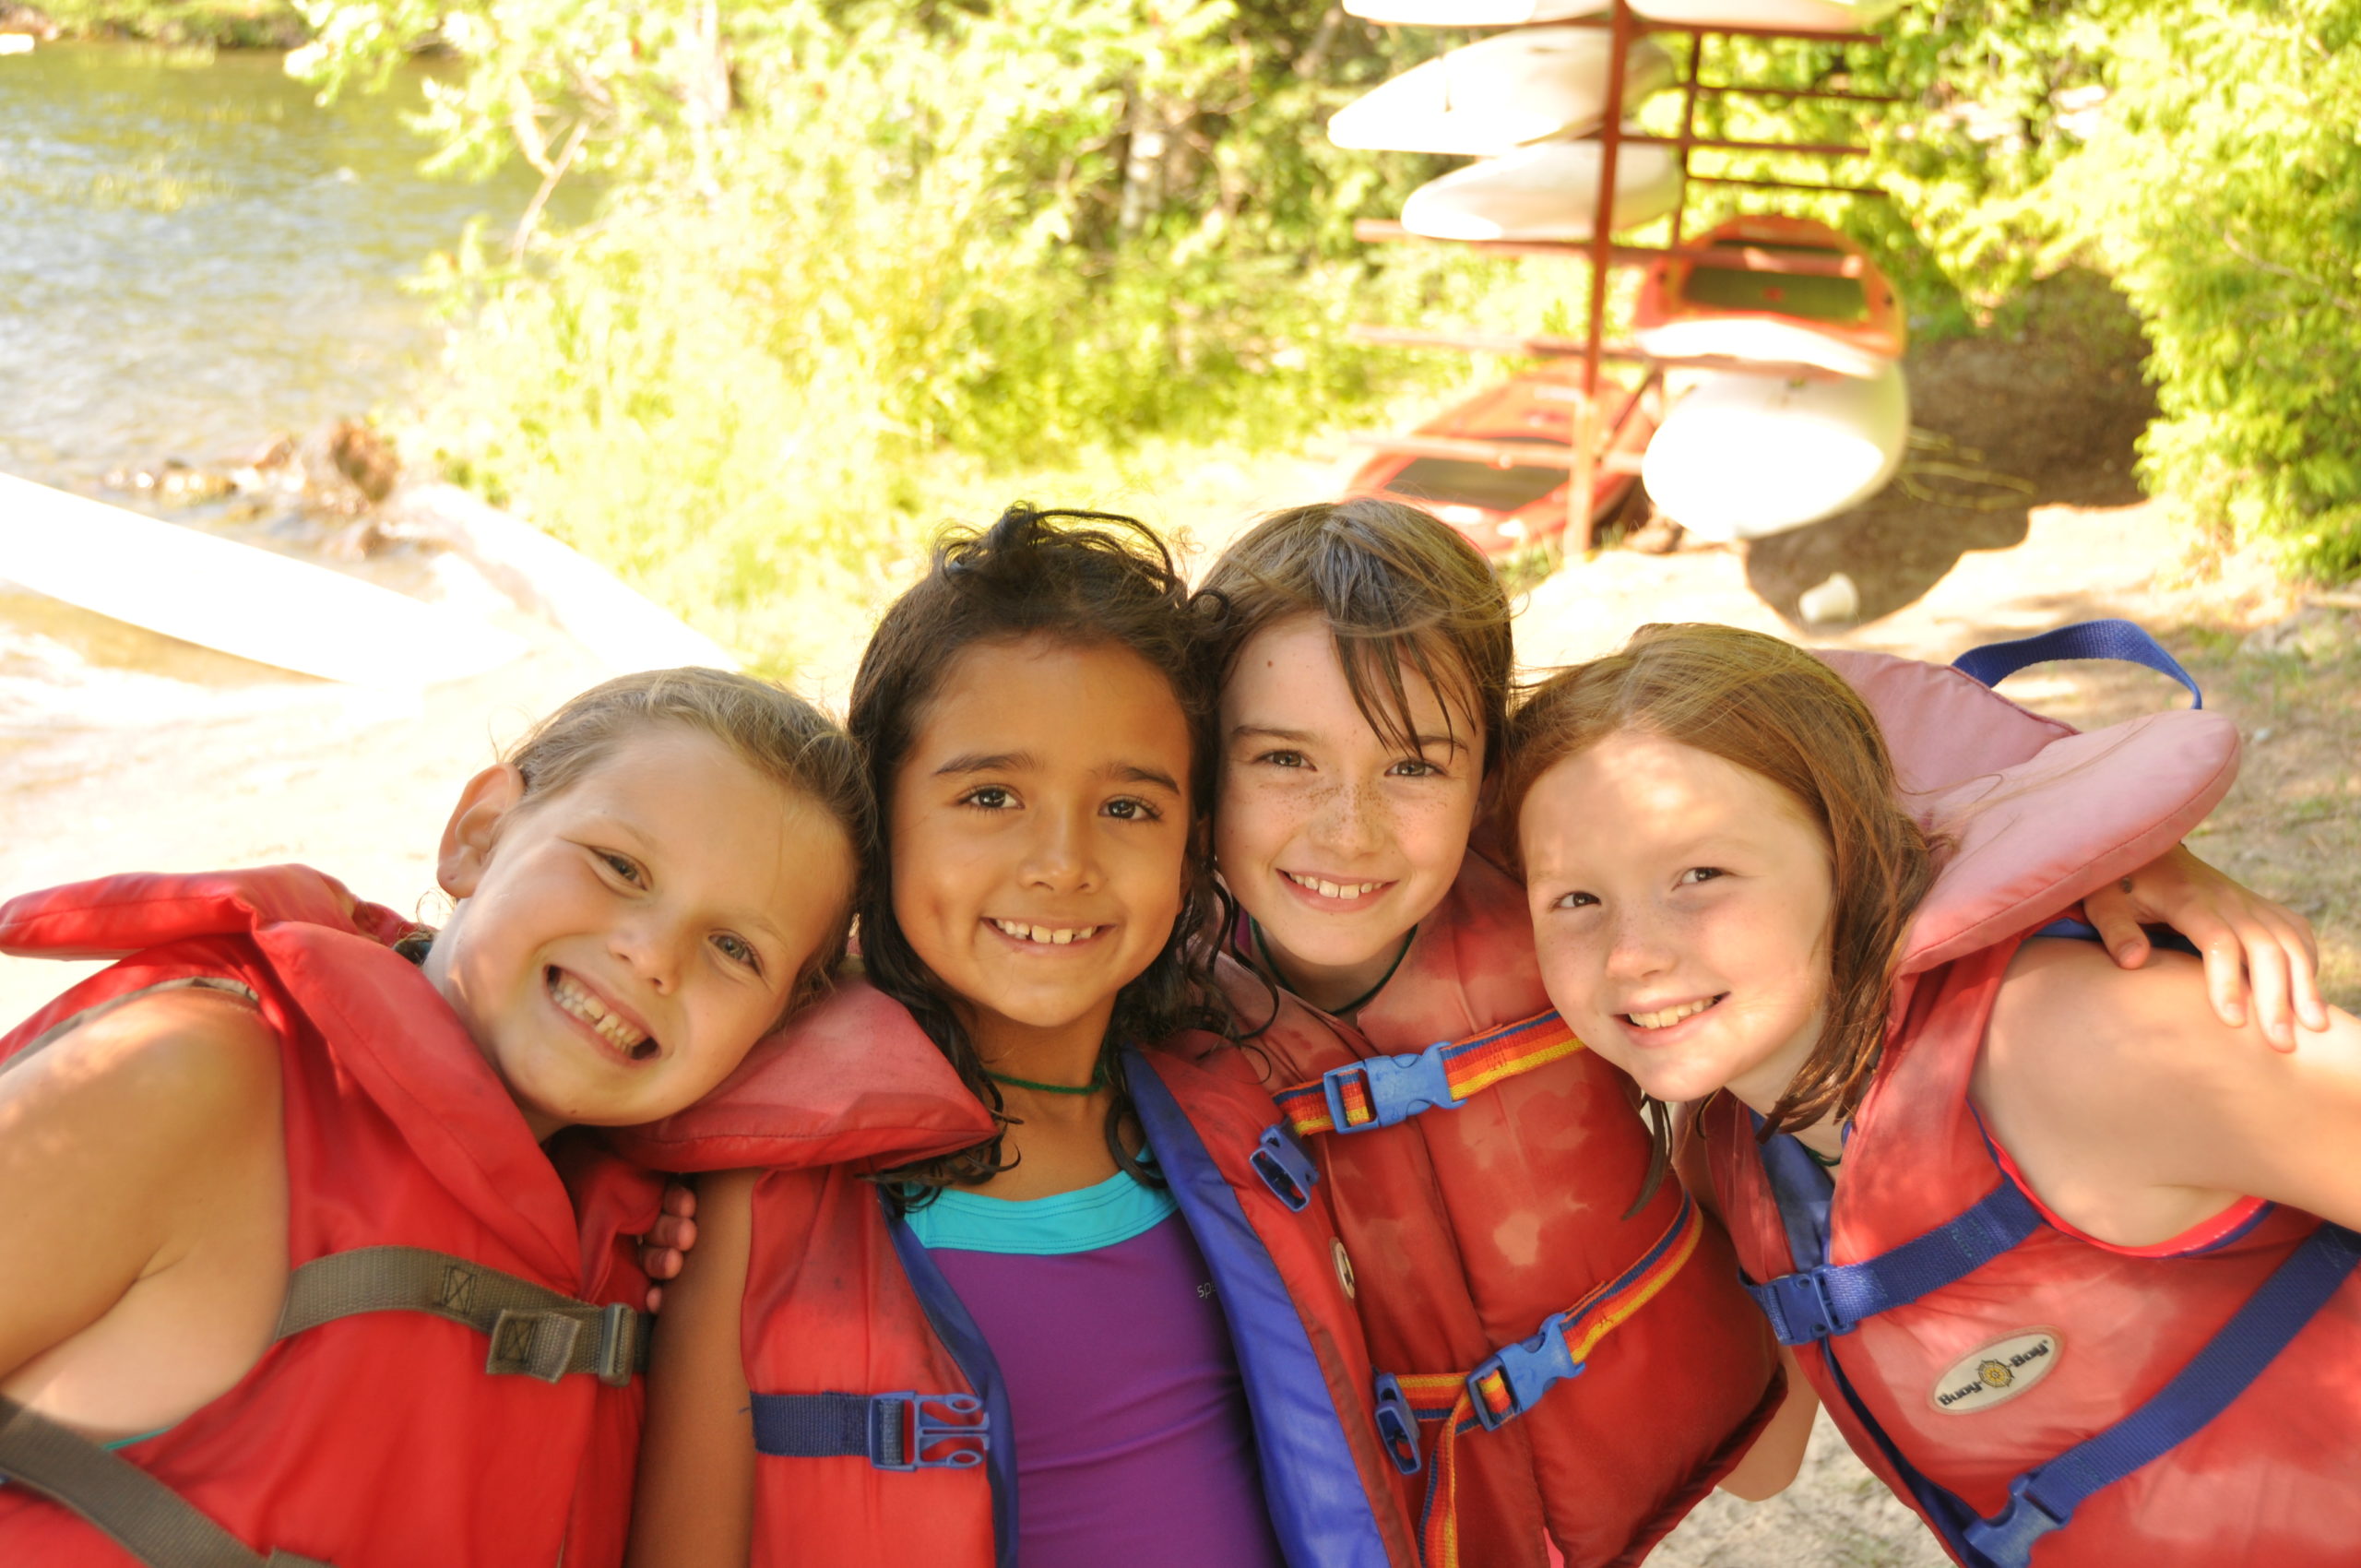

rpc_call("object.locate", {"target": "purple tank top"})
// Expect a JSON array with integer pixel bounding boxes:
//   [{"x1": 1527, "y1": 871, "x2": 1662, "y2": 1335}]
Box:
[{"x1": 914, "y1": 1173, "x2": 1287, "y2": 1568}]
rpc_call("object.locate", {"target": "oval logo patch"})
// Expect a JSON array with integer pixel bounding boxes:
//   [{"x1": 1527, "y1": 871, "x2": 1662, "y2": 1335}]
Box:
[
  {"x1": 1333, "y1": 1239, "x2": 1358, "y2": 1299},
  {"x1": 1930, "y1": 1330, "x2": 2062, "y2": 1414}
]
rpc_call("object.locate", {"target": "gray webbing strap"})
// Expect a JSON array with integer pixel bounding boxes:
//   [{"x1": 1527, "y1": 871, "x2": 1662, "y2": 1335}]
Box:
[
  {"x1": 0, "y1": 1250, "x2": 647, "y2": 1564},
  {"x1": 0, "y1": 1396, "x2": 328, "y2": 1568},
  {"x1": 275, "y1": 1245, "x2": 651, "y2": 1388}
]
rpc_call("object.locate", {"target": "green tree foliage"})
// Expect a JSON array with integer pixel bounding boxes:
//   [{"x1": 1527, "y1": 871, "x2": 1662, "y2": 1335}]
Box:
[
  {"x1": 290, "y1": 1, "x2": 1575, "y2": 669},
  {"x1": 290, "y1": 0, "x2": 2361, "y2": 626},
  {"x1": 2044, "y1": 1, "x2": 2361, "y2": 579}
]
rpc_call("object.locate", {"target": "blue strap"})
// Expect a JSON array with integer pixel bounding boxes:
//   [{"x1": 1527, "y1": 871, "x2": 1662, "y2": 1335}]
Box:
[
  {"x1": 1746, "y1": 1174, "x2": 2045, "y2": 1346},
  {"x1": 1952, "y1": 619, "x2": 2202, "y2": 708},
  {"x1": 2033, "y1": 916, "x2": 2201, "y2": 960},
  {"x1": 1960, "y1": 1221, "x2": 2361, "y2": 1567},
  {"x1": 750, "y1": 1390, "x2": 990, "y2": 1471}
]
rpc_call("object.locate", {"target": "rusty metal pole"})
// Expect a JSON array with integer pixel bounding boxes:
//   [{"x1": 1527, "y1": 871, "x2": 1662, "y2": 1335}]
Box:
[{"x1": 1575, "y1": 0, "x2": 1636, "y2": 552}]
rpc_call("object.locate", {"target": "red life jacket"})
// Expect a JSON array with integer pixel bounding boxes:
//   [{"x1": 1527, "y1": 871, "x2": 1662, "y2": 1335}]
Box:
[
  {"x1": 0, "y1": 867, "x2": 661, "y2": 1568},
  {"x1": 1219, "y1": 632, "x2": 2245, "y2": 1568},
  {"x1": 1701, "y1": 648, "x2": 2361, "y2": 1568},
  {"x1": 611, "y1": 986, "x2": 1423, "y2": 1568},
  {"x1": 1228, "y1": 850, "x2": 1783, "y2": 1568}
]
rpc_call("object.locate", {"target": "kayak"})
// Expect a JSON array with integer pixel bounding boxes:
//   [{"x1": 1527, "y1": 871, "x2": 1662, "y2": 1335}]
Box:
[
  {"x1": 0, "y1": 471, "x2": 527, "y2": 686},
  {"x1": 1630, "y1": 0, "x2": 1907, "y2": 31},
  {"x1": 1400, "y1": 138, "x2": 1683, "y2": 242},
  {"x1": 1633, "y1": 213, "x2": 1904, "y2": 378},
  {"x1": 1639, "y1": 359, "x2": 1909, "y2": 540},
  {"x1": 1345, "y1": 0, "x2": 1606, "y2": 21},
  {"x1": 1346, "y1": 368, "x2": 1655, "y2": 557},
  {"x1": 1328, "y1": 29, "x2": 1674, "y2": 156}
]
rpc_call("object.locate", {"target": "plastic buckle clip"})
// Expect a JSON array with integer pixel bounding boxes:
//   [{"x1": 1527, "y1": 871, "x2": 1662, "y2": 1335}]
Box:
[
  {"x1": 1466, "y1": 1314, "x2": 1585, "y2": 1433},
  {"x1": 1960, "y1": 1473, "x2": 2067, "y2": 1568},
  {"x1": 594, "y1": 1302, "x2": 643, "y2": 1387},
  {"x1": 1752, "y1": 1268, "x2": 1855, "y2": 1346},
  {"x1": 485, "y1": 1308, "x2": 582, "y2": 1384},
  {"x1": 1252, "y1": 1123, "x2": 1320, "y2": 1212},
  {"x1": 1370, "y1": 1372, "x2": 1424, "y2": 1475},
  {"x1": 868, "y1": 1392, "x2": 991, "y2": 1471},
  {"x1": 1322, "y1": 1042, "x2": 1464, "y2": 1134}
]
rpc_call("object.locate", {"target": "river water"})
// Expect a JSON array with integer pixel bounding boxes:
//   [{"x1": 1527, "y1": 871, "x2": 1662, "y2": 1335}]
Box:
[
  {"x1": 1, "y1": 41, "x2": 549, "y2": 489},
  {"x1": 1, "y1": 41, "x2": 567, "y2": 744}
]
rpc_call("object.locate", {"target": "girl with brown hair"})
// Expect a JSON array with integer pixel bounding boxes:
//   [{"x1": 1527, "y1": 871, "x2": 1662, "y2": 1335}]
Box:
[{"x1": 1504, "y1": 622, "x2": 2360, "y2": 1567}]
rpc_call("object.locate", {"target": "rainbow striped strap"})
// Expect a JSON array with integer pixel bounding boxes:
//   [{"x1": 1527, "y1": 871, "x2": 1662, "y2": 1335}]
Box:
[
  {"x1": 1372, "y1": 1193, "x2": 1708, "y2": 1568},
  {"x1": 1271, "y1": 1010, "x2": 1584, "y2": 1138}
]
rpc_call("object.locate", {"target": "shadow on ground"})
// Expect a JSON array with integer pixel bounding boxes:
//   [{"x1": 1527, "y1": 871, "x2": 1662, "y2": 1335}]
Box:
[{"x1": 1741, "y1": 270, "x2": 2156, "y2": 626}]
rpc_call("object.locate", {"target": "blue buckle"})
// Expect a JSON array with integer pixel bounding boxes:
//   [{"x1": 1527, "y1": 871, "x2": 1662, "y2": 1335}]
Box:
[
  {"x1": 1371, "y1": 1372, "x2": 1423, "y2": 1475},
  {"x1": 1322, "y1": 1043, "x2": 1464, "y2": 1134},
  {"x1": 869, "y1": 1392, "x2": 990, "y2": 1471},
  {"x1": 1749, "y1": 1267, "x2": 1856, "y2": 1345},
  {"x1": 1466, "y1": 1314, "x2": 1585, "y2": 1433},
  {"x1": 1252, "y1": 1123, "x2": 1320, "y2": 1212},
  {"x1": 1960, "y1": 1473, "x2": 2067, "y2": 1568}
]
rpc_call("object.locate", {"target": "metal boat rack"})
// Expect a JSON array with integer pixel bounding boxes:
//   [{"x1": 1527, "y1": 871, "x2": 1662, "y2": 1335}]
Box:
[{"x1": 1346, "y1": 0, "x2": 1898, "y2": 551}]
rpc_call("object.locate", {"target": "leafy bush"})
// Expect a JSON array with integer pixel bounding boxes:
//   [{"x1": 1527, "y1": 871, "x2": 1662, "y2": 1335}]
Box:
[
  {"x1": 2040, "y1": 1, "x2": 2361, "y2": 579},
  {"x1": 291, "y1": 0, "x2": 2361, "y2": 613},
  {"x1": 386, "y1": 5, "x2": 1567, "y2": 671}
]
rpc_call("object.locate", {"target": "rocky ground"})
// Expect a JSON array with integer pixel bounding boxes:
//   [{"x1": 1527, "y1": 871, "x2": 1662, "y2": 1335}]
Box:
[{"x1": 3, "y1": 296, "x2": 2354, "y2": 1564}]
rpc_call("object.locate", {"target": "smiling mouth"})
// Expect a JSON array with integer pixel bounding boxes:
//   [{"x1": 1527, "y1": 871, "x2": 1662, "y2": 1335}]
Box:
[
  {"x1": 1623, "y1": 995, "x2": 1725, "y2": 1030},
  {"x1": 987, "y1": 918, "x2": 1106, "y2": 947},
  {"x1": 548, "y1": 968, "x2": 658, "y2": 1061},
  {"x1": 1281, "y1": 871, "x2": 1391, "y2": 903}
]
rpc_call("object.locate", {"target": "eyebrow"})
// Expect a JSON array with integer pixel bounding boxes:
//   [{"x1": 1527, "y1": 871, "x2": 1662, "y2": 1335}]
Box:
[
  {"x1": 1230, "y1": 722, "x2": 1466, "y2": 755},
  {"x1": 933, "y1": 751, "x2": 1036, "y2": 777},
  {"x1": 933, "y1": 751, "x2": 1180, "y2": 795},
  {"x1": 1110, "y1": 763, "x2": 1182, "y2": 794}
]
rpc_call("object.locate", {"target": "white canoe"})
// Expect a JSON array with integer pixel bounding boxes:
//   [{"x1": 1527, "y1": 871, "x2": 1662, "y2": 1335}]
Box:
[
  {"x1": 1400, "y1": 139, "x2": 1682, "y2": 242},
  {"x1": 1629, "y1": 0, "x2": 1907, "y2": 31},
  {"x1": 1345, "y1": 1, "x2": 1605, "y2": 22},
  {"x1": 0, "y1": 472, "x2": 527, "y2": 686},
  {"x1": 1328, "y1": 30, "x2": 1674, "y2": 156},
  {"x1": 1641, "y1": 360, "x2": 1908, "y2": 540}
]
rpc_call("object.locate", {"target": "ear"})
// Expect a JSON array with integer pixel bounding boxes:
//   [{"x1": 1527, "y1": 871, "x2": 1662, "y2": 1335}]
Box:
[{"x1": 437, "y1": 764, "x2": 528, "y2": 899}]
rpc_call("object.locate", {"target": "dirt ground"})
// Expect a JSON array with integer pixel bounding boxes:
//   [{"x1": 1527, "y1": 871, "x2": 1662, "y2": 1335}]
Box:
[{"x1": 2, "y1": 278, "x2": 2353, "y2": 1564}]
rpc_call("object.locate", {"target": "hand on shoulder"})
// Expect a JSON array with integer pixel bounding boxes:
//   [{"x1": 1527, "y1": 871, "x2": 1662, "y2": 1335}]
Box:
[{"x1": 1978, "y1": 938, "x2": 2361, "y2": 1247}]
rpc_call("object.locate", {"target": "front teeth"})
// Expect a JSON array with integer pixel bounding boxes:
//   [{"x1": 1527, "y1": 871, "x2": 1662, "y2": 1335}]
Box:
[
  {"x1": 991, "y1": 919, "x2": 1101, "y2": 945},
  {"x1": 1628, "y1": 997, "x2": 1717, "y2": 1030},
  {"x1": 551, "y1": 969, "x2": 652, "y2": 1055},
  {"x1": 1284, "y1": 872, "x2": 1386, "y2": 901}
]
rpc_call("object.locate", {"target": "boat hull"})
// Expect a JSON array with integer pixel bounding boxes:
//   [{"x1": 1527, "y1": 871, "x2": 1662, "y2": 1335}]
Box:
[
  {"x1": 1328, "y1": 30, "x2": 1674, "y2": 156},
  {"x1": 1400, "y1": 139, "x2": 1683, "y2": 242},
  {"x1": 1640, "y1": 360, "x2": 1908, "y2": 540},
  {"x1": 1347, "y1": 369, "x2": 1654, "y2": 558},
  {"x1": 1634, "y1": 212, "x2": 1905, "y2": 378},
  {"x1": 0, "y1": 472, "x2": 526, "y2": 685}
]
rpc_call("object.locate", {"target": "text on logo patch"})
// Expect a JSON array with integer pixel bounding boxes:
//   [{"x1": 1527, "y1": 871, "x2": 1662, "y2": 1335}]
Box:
[{"x1": 1929, "y1": 1329, "x2": 2062, "y2": 1414}]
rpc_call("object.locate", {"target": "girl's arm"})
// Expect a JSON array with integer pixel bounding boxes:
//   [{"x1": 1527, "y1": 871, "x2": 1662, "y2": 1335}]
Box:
[
  {"x1": 0, "y1": 988, "x2": 281, "y2": 1392},
  {"x1": 627, "y1": 1168, "x2": 758, "y2": 1568},
  {"x1": 1979, "y1": 939, "x2": 2361, "y2": 1246},
  {"x1": 2080, "y1": 843, "x2": 2327, "y2": 1049}
]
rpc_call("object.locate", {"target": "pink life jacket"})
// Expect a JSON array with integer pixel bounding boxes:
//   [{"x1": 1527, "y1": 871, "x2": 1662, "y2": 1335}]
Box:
[
  {"x1": 1701, "y1": 635, "x2": 2361, "y2": 1568},
  {"x1": 0, "y1": 867, "x2": 662, "y2": 1568},
  {"x1": 611, "y1": 983, "x2": 1425, "y2": 1568}
]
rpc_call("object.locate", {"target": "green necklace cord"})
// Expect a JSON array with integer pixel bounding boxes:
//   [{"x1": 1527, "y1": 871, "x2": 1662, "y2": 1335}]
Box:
[
  {"x1": 985, "y1": 1066, "x2": 1108, "y2": 1097},
  {"x1": 1249, "y1": 918, "x2": 1418, "y2": 1017},
  {"x1": 1802, "y1": 1140, "x2": 1845, "y2": 1169}
]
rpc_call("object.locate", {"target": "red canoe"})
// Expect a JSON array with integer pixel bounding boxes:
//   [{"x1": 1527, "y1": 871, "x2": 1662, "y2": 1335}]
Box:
[
  {"x1": 1345, "y1": 368, "x2": 1653, "y2": 558},
  {"x1": 1633, "y1": 213, "x2": 1904, "y2": 379}
]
